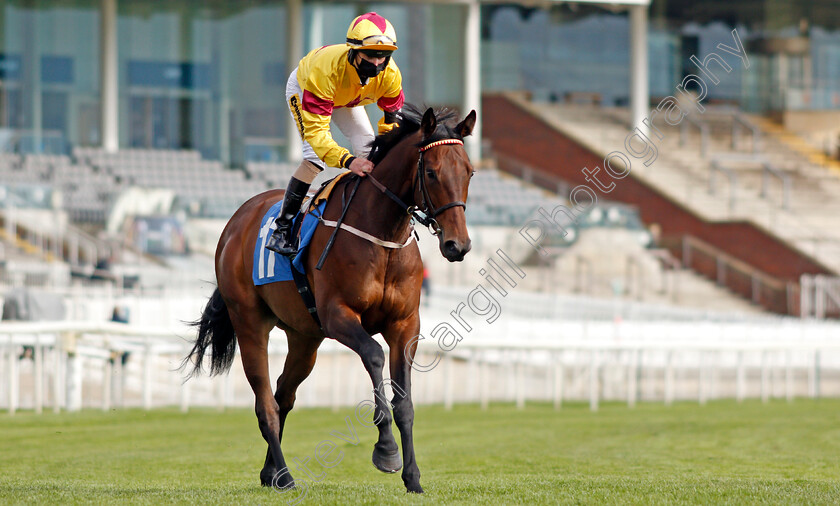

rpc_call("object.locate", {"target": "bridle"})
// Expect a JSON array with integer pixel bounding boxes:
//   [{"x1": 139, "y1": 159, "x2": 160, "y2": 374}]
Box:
[
  {"x1": 315, "y1": 137, "x2": 467, "y2": 270},
  {"x1": 367, "y1": 138, "x2": 467, "y2": 236}
]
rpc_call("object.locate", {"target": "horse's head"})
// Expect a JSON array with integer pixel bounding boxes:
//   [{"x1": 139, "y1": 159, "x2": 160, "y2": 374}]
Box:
[
  {"x1": 415, "y1": 108, "x2": 476, "y2": 262},
  {"x1": 365, "y1": 106, "x2": 476, "y2": 261}
]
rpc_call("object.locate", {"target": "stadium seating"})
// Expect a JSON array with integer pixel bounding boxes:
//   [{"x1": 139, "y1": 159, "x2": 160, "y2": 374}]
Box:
[
  {"x1": 511, "y1": 96, "x2": 840, "y2": 275},
  {"x1": 0, "y1": 136, "x2": 827, "y2": 315}
]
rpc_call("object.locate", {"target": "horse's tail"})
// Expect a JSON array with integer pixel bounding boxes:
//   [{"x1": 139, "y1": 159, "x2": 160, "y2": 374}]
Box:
[{"x1": 182, "y1": 288, "x2": 237, "y2": 377}]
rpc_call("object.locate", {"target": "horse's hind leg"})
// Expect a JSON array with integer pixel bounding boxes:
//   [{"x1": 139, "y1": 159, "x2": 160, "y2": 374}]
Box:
[
  {"x1": 260, "y1": 330, "x2": 323, "y2": 485},
  {"x1": 227, "y1": 308, "x2": 291, "y2": 488}
]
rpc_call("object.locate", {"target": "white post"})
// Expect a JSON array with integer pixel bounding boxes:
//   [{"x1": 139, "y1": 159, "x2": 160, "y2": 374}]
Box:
[
  {"x1": 785, "y1": 350, "x2": 794, "y2": 403},
  {"x1": 102, "y1": 357, "x2": 112, "y2": 412},
  {"x1": 480, "y1": 356, "x2": 489, "y2": 411},
  {"x1": 112, "y1": 354, "x2": 123, "y2": 408},
  {"x1": 699, "y1": 351, "x2": 708, "y2": 406},
  {"x1": 0, "y1": 344, "x2": 7, "y2": 412},
  {"x1": 223, "y1": 372, "x2": 233, "y2": 409},
  {"x1": 34, "y1": 337, "x2": 43, "y2": 414},
  {"x1": 506, "y1": 359, "x2": 515, "y2": 403},
  {"x1": 347, "y1": 352, "x2": 358, "y2": 405},
  {"x1": 627, "y1": 349, "x2": 638, "y2": 408},
  {"x1": 100, "y1": 0, "x2": 119, "y2": 152},
  {"x1": 444, "y1": 354, "x2": 453, "y2": 411},
  {"x1": 467, "y1": 351, "x2": 478, "y2": 402},
  {"x1": 331, "y1": 352, "x2": 340, "y2": 412},
  {"x1": 143, "y1": 339, "x2": 153, "y2": 410},
  {"x1": 553, "y1": 352, "x2": 563, "y2": 411},
  {"x1": 53, "y1": 344, "x2": 62, "y2": 413},
  {"x1": 515, "y1": 356, "x2": 525, "y2": 410},
  {"x1": 216, "y1": 376, "x2": 225, "y2": 412},
  {"x1": 589, "y1": 350, "x2": 599, "y2": 412},
  {"x1": 736, "y1": 351, "x2": 746, "y2": 403},
  {"x1": 710, "y1": 353, "x2": 719, "y2": 400},
  {"x1": 65, "y1": 352, "x2": 82, "y2": 412},
  {"x1": 64, "y1": 333, "x2": 81, "y2": 412},
  {"x1": 630, "y1": 5, "x2": 649, "y2": 136},
  {"x1": 8, "y1": 338, "x2": 18, "y2": 415},
  {"x1": 665, "y1": 350, "x2": 674, "y2": 406},
  {"x1": 809, "y1": 350, "x2": 820, "y2": 399},
  {"x1": 286, "y1": 0, "x2": 304, "y2": 163},
  {"x1": 760, "y1": 350, "x2": 770, "y2": 403},
  {"x1": 463, "y1": 0, "x2": 482, "y2": 162},
  {"x1": 180, "y1": 376, "x2": 190, "y2": 413}
]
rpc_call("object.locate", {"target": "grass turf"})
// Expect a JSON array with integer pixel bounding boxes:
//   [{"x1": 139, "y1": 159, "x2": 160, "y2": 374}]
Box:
[{"x1": 1, "y1": 400, "x2": 840, "y2": 504}]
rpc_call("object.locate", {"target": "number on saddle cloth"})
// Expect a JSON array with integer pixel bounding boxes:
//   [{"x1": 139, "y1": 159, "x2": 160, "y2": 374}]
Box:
[
  {"x1": 252, "y1": 172, "x2": 352, "y2": 286},
  {"x1": 253, "y1": 199, "x2": 326, "y2": 286}
]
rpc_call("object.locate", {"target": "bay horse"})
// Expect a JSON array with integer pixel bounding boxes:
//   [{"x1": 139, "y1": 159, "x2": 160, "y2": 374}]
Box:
[{"x1": 184, "y1": 106, "x2": 476, "y2": 494}]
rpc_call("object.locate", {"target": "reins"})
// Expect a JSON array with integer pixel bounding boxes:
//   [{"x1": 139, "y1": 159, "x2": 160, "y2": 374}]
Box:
[{"x1": 314, "y1": 137, "x2": 466, "y2": 270}]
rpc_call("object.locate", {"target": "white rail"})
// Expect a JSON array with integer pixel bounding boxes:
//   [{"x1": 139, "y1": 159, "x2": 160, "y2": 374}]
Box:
[{"x1": 1, "y1": 318, "x2": 839, "y2": 414}]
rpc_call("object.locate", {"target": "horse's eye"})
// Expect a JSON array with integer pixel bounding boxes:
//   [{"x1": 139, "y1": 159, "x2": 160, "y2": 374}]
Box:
[
  {"x1": 470, "y1": 171, "x2": 476, "y2": 178},
  {"x1": 426, "y1": 169, "x2": 438, "y2": 180}
]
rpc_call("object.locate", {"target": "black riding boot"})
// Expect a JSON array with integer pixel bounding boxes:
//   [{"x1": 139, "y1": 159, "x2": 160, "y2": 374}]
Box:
[{"x1": 265, "y1": 177, "x2": 311, "y2": 256}]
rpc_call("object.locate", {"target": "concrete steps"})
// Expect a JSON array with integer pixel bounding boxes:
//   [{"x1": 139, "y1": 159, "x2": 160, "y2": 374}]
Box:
[
  {"x1": 510, "y1": 97, "x2": 840, "y2": 275},
  {"x1": 417, "y1": 223, "x2": 765, "y2": 315},
  {"x1": 750, "y1": 115, "x2": 840, "y2": 176}
]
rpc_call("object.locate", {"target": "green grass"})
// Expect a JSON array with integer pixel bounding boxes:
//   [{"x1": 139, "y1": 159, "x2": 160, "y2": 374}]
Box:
[{"x1": 2, "y1": 400, "x2": 840, "y2": 504}]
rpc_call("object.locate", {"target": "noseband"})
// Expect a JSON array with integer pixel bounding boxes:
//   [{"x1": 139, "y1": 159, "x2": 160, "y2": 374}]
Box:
[{"x1": 367, "y1": 138, "x2": 467, "y2": 236}]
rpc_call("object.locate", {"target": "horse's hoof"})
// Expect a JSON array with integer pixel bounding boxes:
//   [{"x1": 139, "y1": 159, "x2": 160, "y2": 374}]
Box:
[
  {"x1": 261, "y1": 468, "x2": 295, "y2": 490},
  {"x1": 260, "y1": 467, "x2": 276, "y2": 487},
  {"x1": 405, "y1": 483, "x2": 424, "y2": 494},
  {"x1": 372, "y1": 448, "x2": 402, "y2": 473}
]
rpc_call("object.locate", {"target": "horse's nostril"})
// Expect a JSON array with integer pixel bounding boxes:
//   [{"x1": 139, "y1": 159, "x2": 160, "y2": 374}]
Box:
[{"x1": 444, "y1": 240, "x2": 458, "y2": 254}]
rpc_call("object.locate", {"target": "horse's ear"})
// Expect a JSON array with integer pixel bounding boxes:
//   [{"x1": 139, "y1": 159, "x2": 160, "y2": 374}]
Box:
[
  {"x1": 455, "y1": 110, "x2": 477, "y2": 138},
  {"x1": 421, "y1": 108, "x2": 437, "y2": 138}
]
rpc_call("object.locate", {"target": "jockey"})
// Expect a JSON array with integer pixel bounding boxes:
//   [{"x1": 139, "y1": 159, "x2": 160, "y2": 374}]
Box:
[{"x1": 265, "y1": 12, "x2": 404, "y2": 255}]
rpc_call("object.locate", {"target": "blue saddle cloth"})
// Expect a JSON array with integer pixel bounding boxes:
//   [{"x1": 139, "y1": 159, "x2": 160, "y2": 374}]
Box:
[{"x1": 252, "y1": 200, "x2": 325, "y2": 286}]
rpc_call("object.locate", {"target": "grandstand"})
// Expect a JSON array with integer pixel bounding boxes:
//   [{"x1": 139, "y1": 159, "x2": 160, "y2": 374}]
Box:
[
  {"x1": 3, "y1": 100, "x2": 839, "y2": 316},
  {"x1": 483, "y1": 92, "x2": 840, "y2": 318}
]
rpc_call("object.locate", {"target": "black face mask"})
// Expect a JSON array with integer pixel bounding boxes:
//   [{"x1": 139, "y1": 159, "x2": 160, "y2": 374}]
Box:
[{"x1": 355, "y1": 57, "x2": 387, "y2": 79}]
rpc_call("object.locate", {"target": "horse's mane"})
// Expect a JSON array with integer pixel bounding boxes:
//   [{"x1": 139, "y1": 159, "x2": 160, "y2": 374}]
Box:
[{"x1": 367, "y1": 104, "x2": 461, "y2": 166}]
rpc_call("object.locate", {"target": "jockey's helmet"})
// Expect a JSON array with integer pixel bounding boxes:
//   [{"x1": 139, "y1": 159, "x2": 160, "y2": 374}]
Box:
[{"x1": 346, "y1": 12, "x2": 398, "y2": 55}]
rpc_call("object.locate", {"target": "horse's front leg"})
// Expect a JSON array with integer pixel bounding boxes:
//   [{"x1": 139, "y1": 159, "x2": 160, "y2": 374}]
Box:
[
  {"x1": 324, "y1": 307, "x2": 402, "y2": 474},
  {"x1": 384, "y1": 317, "x2": 423, "y2": 493}
]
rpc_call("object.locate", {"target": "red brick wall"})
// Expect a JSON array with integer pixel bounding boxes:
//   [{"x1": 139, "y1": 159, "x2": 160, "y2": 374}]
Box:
[{"x1": 482, "y1": 94, "x2": 833, "y2": 284}]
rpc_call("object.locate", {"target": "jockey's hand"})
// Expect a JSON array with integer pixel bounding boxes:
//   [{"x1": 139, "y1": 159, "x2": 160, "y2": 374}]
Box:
[{"x1": 349, "y1": 157, "x2": 374, "y2": 177}]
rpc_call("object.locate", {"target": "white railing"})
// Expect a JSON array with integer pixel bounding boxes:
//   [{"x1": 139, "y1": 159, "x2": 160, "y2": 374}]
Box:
[
  {"x1": 801, "y1": 275, "x2": 840, "y2": 319},
  {"x1": 2, "y1": 317, "x2": 840, "y2": 415},
  {"x1": 679, "y1": 114, "x2": 709, "y2": 157}
]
